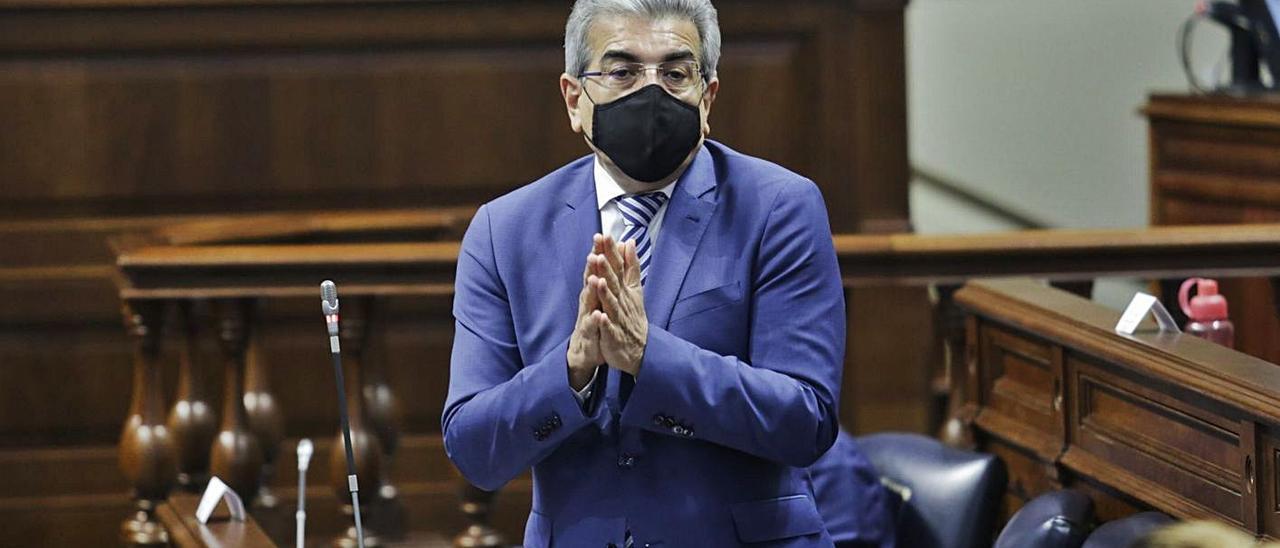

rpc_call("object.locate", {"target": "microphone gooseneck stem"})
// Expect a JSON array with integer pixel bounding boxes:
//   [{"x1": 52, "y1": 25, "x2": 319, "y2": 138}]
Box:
[
  {"x1": 296, "y1": 471, "x2": 306, "y2": 548},
  {"x1": 330, "y1": 338, "x2": 366, "y2": 548}
]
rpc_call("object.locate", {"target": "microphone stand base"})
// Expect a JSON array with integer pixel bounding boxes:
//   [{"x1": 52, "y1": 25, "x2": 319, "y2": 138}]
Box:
[
  {"x1": 333, "y1": 527, "x2": 380, "y2": 548},
  {"x1": 453, "y1": 525, "x2": 503, "y2": 548},
  {"x1": 333, "y1": 504, "x2": 380, "y2": 548},
  {"x1": 255, "y1": 484, "x2": 280, "y2": 509},
  {"x1": 120, "y1": 507, "x2": 169, "y2": 547}
]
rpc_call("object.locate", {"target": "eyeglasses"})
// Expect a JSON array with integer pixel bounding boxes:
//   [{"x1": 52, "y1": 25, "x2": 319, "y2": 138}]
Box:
[{"x1": 578, "y1": 60, "x2": 706, "y2": 97}]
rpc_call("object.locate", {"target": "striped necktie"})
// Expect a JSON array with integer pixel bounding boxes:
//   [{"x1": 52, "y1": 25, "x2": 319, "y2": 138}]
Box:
[
  {"x1": 614, "y1": 192, "x2": 667, "y2": 548},
  {"x1": 614, "y1": 192, "x2": 669, "y2": 286}
]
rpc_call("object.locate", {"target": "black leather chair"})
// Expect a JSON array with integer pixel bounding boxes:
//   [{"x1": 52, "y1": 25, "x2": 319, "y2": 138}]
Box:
[
  {"x1": 994, "y1": 490, "x2": 1094, "y2": 548},
  {"x1": 856, "y1": 433, "x2": 1007, "y2": 548},
  {"x1": 1082, "y1": 512, "x2": 1174, "y2": 548}
]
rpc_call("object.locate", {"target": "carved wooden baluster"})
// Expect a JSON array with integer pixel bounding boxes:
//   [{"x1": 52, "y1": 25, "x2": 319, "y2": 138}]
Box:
[
  {"x1": 118, "y1": 299, "x2": 176, "y2": 546},
  {"x1": 363, "y1": 297, "x2": 403, "y2": 501},
  {"x1": 167, "y1": 300, "x2": 217, "y2": 491},
  {"x1": 454, "y1": 483, "x2": 503, "y2": 548},
  {"x1": 209, "y1": 298, "x2": 265, "y2": 501},
  {"x1": 245, "y1": 313, "x2": 285, "y2": 508},
  {"x1": 331, "y1": 296, "x2": 384, "y2": 548}
]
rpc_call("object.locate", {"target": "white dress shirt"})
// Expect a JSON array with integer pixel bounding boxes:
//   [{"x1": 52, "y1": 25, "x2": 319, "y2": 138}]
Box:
[{"x1": 574, "y1": 158, "x2": 677, "y2": 403}]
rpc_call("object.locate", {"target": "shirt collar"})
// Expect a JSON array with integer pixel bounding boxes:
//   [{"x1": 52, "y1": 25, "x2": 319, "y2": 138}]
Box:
[{"x1": 594, "y1": 157, "x2": 678, "y2": 212}]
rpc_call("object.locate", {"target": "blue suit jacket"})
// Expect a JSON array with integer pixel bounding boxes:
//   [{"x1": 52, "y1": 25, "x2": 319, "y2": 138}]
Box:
[{"x1": 443, "y1": 141, "x2": 845, "y2": 547}]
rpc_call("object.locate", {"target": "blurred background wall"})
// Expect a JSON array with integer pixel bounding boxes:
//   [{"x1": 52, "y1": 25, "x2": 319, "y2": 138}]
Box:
[{"x1": 908, "y1": 0, "x2": 1228, "y2": 234}]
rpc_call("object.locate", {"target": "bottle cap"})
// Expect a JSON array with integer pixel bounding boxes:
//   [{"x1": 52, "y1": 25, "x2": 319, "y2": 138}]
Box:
[{"x1": 1179, "y1": 278, "x2": 1229, "y2": 321}]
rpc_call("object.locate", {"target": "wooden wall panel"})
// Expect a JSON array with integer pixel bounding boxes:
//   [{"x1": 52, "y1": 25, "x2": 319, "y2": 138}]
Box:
[{"x1": 0, "y1": 2, "x2": 891, "y2": 222}]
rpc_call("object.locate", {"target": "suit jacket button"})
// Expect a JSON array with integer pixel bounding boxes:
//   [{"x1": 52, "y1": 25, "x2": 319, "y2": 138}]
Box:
[
  {"x1": 652, "y1": 414, "x2": 665, "y2": 426},
  {"x1": 617, "y1": 455, "x2": 635, "y2": 468},
  {"x1": 672, "y1": 425, "x2": 687, "y2": 436},
  {"x1": 663, "y1": 417, "x2": 676, "y2": 428}
]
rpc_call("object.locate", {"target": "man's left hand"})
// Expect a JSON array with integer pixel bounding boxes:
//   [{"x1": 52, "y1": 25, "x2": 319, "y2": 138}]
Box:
[{"x1": 589, "y1": 235, "x2": 647, "y2": 376}]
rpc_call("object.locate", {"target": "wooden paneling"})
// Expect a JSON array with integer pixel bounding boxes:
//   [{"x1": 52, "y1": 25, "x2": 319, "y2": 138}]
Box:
[
  {"x1": 1257, "y1": 427, "x2": 1280, "y2": 536},
  {"x1": 842, "y1": 285, "x2": 933, "y2": 434},
  {"x1": 0, "y1": 0, "x2": 906, "y2": 223},
  {"x1": 974, "y1": 326, "x2": 1063, "y2": 461},
  {"x1": 1069, "y1": 357, "x2": 1245, "y2": 526}
]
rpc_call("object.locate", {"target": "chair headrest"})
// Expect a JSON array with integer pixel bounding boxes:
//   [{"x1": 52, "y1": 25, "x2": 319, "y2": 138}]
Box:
[
  {"x1": 857, "y1": 433, "x2": 1007, "y2": 548},
  {"x1": 995, "y1": 490, "x2": 1094, "y2": 548},
  {"x1": 1082, "y1": 512, "x2": 1174, "y2": 548}
]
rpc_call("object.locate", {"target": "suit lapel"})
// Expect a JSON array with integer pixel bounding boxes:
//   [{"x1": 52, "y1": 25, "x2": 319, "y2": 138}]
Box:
[
  {"x1": 644, "y1": 147, "x2": 718, "y2": 329},
  {"x1": 551, "y1": 162, "x2": 602, "y2": 321}
]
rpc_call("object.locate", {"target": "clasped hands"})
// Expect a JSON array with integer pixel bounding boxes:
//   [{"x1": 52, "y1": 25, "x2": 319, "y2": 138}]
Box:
[{"x1": 567, "y1": 234, "x2": 648, "y2": 391}]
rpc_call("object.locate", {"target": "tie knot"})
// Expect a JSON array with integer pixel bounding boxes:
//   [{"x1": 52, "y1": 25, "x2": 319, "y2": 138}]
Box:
[{"x1": 615, "y1": 192, "x2": 669, "y2": 228}]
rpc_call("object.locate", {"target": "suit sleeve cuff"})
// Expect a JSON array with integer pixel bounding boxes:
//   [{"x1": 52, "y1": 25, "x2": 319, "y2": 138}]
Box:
[
  {"x1": 523, "y1": 340, "x2": 603, "y2": 443},
  {"x1": 618, "y1": 326, "x2": 701, "y2": 439}
]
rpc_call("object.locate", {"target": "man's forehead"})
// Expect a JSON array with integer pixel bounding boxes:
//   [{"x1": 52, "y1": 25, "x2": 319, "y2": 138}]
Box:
[{"x1": 588, "y1": 14, "x2": 701, "y2": 61}]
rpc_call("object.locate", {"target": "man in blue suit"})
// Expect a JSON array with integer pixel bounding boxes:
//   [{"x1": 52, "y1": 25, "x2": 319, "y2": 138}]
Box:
[{"x1": 444, "y1": 1, "x2": 869, "y2": 545}]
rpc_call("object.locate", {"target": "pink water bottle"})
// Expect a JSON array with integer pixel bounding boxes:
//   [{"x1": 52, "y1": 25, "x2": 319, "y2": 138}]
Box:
[{"x1": 1178, "y1": 278, "x2": 1235, "y2": 348}]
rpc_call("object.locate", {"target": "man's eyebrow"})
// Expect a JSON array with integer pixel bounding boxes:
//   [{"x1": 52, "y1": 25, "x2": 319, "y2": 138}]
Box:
[
  {"x1": 662, "y1": 50, "x2": 696, "y2": 63},
  {"x1": 600, "y1": 50, "x2": 641, "y2": 64},
  {"x1": 599, "y1": 49, "x2": 697, "y2": 64}
]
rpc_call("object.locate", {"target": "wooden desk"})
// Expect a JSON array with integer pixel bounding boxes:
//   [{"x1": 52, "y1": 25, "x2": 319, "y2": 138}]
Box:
[
  {"x1": 958, "y1": 278, "x2": 1280, "y2": 535},
  {"x1": 1146, "y1": 93, "x2": 1280, "y2": 364}
]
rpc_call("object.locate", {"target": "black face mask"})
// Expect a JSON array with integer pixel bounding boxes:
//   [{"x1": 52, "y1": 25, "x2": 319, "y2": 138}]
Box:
[{"x1": 589, "y1": 84, "x2": 703, "y2": 184}]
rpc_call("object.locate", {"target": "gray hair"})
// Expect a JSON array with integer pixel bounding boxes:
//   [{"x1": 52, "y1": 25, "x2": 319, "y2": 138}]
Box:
[{"x1": 564, "y1": 0, "x2": 721, "y2": 80}]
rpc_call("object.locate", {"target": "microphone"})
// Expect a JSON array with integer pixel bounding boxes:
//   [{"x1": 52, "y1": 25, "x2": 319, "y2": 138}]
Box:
[
  {"x1": 319, "y1": 280, "x2": 366, "y2": 548},
  {"x1": 295, "y1": 438, "x2": 313, "y2": 548},
  {"x1": 322, "y1": 280, "x2": 340, "y2": 347}
]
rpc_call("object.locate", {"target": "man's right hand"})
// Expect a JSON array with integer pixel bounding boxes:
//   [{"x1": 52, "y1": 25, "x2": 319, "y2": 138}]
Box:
[{"x1": 567, "y1": 249, "x2": 604, "y2": 391}]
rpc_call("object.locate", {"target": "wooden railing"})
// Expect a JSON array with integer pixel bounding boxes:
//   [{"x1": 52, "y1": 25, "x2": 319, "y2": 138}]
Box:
[
  {"x1": 111, "y1": 209, "x2": 1280, "y2": 545},
  {"x1": 835, "y1": 224, "x2": 1280, "y2": 285},
  {"x1": 112, "y1": 208, "x2": 473, "y2": 547}
]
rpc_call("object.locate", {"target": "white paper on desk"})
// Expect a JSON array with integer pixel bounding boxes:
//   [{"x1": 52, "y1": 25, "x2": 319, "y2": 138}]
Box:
[
  {"x1": 1115, "y1": 292, "x2": 1181, "y2": 335},
  {"x1": 195, "y1": 476, "x2": 247, "y2": 524}
]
